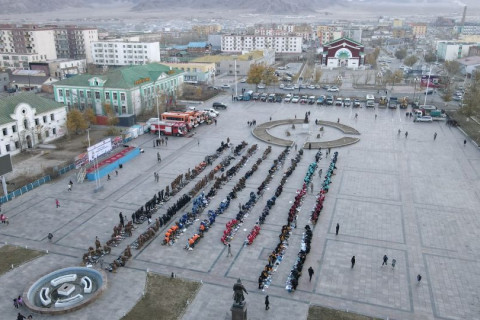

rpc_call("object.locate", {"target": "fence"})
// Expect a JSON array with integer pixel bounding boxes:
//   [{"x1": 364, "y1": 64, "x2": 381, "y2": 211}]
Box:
[{"x1": 0, "y1": 162, "x2": 76, "y2": 204}]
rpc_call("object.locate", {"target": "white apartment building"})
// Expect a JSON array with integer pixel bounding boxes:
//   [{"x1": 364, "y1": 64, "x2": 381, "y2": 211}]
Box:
[
  {"x1": 0, "y1": 53, "x2": 47, "y2": 70},
  {"x1": 55, "y1": 27, "x2": 98, "y2": 63},
  {"x1": 221, "y1": 35, "x2": 302, "y2": 53},
  {"x1": 0, "y1": 27, "x2": 57, "y2": 65},
  {"x1": 436, "y1": 41, "x2": 479, "y2": 61},
  {"x1": 91, "y1": 41, "x2": 161, "y2": 66}
]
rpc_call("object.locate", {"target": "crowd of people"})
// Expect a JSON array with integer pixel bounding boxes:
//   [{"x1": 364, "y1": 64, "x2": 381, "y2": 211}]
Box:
[
  {"x1": 285, "y1": 225, "x2": 313, "y2": 291},
  {"x1": 259, "y1": 153, "x2": 316, "y2": 290},
  {"x1": 311, "y1": 152, "x2": 338, "y2": 224}
]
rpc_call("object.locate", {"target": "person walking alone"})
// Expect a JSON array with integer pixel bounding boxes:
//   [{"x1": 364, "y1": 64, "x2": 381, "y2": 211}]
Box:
[
  {"x1": 157, "y1": 152, "x2": 161, "y2": 162},
  {"x1": 119, "y1": 212, "x2": 124, "y2": 227},
  {"x1": 55, "y1": 199, "x2": 60, "y2": 208},
  {"x1": 308, "y1": 266, "x2": 314, "y2": 282},
  {"x1": 405, "y1": 131, "x2": 408, "y2": 138},
  {"x1": 265, "y1": 295, "x2": 270, "y2": 310},
  {"x1": 392, "y1": 258, "x2": 396, "y2": 269},
  {"x1": 227, "y1": 243, "x2": 232, "y2": 257},
  {"x1": 382, "y1": 254, "x2": 388, "y2": 266},
  {"x1": 417, "y1": 274, "x2": 422, "y2": 284},
  {"x1": 434, "y1": 132, "x2": 437, "y2": 141},
  {"x1": 464, "y1": 139, "x2": 467, "y2": 146},
  {"x1": 336, "y1": 223, "x2": 340, "y2": 235},
  {"x1": 351, "y1": 256, "x2": 356, "y2": 268}
]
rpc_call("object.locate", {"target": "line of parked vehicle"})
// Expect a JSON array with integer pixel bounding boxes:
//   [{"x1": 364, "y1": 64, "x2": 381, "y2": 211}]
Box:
[{"x1": 238, "y1": 91, "x2": 365, "y2": 107}]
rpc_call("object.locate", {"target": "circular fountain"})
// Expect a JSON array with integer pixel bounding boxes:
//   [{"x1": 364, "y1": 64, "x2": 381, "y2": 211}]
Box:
[{"x1": 23, "y1": 267, "x2": 107, "y2": 314}]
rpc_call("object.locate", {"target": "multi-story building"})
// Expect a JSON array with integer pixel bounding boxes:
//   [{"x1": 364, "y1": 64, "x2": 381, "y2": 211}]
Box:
[
  {"x1": 192, "y1": 49, "x2": 275, "y2": 76},
  {"x1": 393, "y1": 19, "x2": 403, "y2": 28},
  {"x1": 221, "y1": 35, "x2": 302, "y2": 53},
  {"x1": 316, "y1": 26, "x2": 343, "y2": 45},
  {"x1": 30, "y1": 59, "x2": 87, "y2": 79},
  {"x1": 54, "y1": 26, "x2": 98, "y2": 63},
  {"x1": 411, "y1": 24, "x2": 427, "y2": 38},
  {"x1": 162, "y1": 62, "x2": 216, "y2": 84},
  {"x1": 0, "y1": 24, "x2": 98, "y2": 68},
  {"x1": 91, "y1": 40, "x2": 160, "y2": 66},
  {"x1": 53, "y1": 63, "x2": 183, "y2": 116},
  {"x1": 192, "y1": 24, "x2": 222, "y2": 35},
  {"x1": 437, "y1": 41, "x2": 479, "y2": 61},
  {"x1": 0, "y1": 92, "x2": 67, "y2": 156}
]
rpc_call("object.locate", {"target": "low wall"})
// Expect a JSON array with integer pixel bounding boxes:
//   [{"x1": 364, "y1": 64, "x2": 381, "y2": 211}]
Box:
[{"x1": 86, "y1": 148, "x2": 140, "y2": 181}]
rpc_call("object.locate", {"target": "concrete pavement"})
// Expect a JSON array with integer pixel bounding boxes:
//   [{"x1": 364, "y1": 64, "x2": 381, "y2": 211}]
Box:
[{"x1": 1, "y1": 94, "x2": 480, "y2": 320}]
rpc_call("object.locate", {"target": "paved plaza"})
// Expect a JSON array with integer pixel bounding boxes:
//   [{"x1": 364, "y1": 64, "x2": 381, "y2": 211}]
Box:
[{"x1": 1, "y1": 95, "x2": 480, "y2": 320}]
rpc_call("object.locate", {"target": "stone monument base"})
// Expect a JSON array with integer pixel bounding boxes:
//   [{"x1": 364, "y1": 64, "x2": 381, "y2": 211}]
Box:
[{"x1": 231, "y1": 302, "x2": 247, "y2": 320}]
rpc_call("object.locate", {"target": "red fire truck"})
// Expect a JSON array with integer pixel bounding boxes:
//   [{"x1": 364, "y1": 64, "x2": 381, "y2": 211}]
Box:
[{"x1": 150, "y1": 121, "x2": 187, "y2": 136}]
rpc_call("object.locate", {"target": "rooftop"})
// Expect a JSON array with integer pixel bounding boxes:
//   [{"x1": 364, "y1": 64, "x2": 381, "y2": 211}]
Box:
[
  {"x1": 457, "y1": 55, "x2": 480, "y2": 66},
  {"x1": 191, "y1": 51, "x2": 264, "y2": 63},
  {"x1": 0, "y1": 92, "x2": 65, "y2": 125}
]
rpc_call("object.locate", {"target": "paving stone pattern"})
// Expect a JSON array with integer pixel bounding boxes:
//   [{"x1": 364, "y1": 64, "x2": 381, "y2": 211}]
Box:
[{"x1": 0, "y1": 97, "x2": 480, "y2": 320}]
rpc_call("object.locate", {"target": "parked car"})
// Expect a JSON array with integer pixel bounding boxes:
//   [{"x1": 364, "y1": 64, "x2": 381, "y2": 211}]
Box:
[
  {"x1": 300, "y1": 84, "x2": 307, "y2": 89},
  {"x1": 257, "y1": 83, "x2": 266, "y2": 89},
  {"x1": 203, "y1": 108, "x2": 220, "y2": 116},
  {"x1": 260, "y1": 93, "x2": 268, "y2": 102},
  {"x1": 307, "y1": 85, "x2": 316, "y2": 90},
  {"x1": 221, "y1": 84, "x2": 231, "y2": 89},
  {"x1": 252, "y1": 92, "x2": 260, "y2": 100},
  {"x1": 316, "y1": 96, "x2": 325, "y2": 105},
  {"x1": 321, "y1": 85, "x2": 330, "y2": 90},
  {"x1": 275, "y1": 95, "x2": 283, "y2": 103},
  {"x1": 300, "y1": 95, "x2": 308, "y2": 104},
  {"x1": 284, "y1": 85, "x2": 294, "y2": 90},
  {"x1": 424, "y1": 88, "x2": 434, "y2": 95},
  {"x1": 335, "y1": 98, "x2": 343, "y2": 107},
  {"x1": 279, "y1": 83, "x2": 285, "y2": 89},
  {"x1": 268, "y1": 93, "x2": 276, "y2": 102},
  {"x1": 315, "y1": 85, "x2": 321, "y2": 89},
  {"x1": 327, "y1": 86, "x2": 339, "y2": 92},
  {"x1": 344, "y1": 98, "x2": 351, "y2": 107},
  {"x1": 353, "y1": 99, "x2": 361, "y2": 108},
  {"x1": 308, "y1": 96, "x2": 316, "y2": 104},
  {"x1": 414, "y1": 116, "x2": 433, "y2": 122},
  {"x1": 453, "y1": 95, "x2": 462, "y2": 101},
  {"x1": 284, "y1": 94, "x2": 292, "y2": 102},
  {"x1": 326, "y1": 95, "x2": 334, "y2": 105},
  {"x1": 291, "y1": 95, "x2": 300, "y2": 103},
  {"x1": 213, "y1": 102, "x2": 227, "y2": 110},
  {"x1": 294, "y1": 84, "x2": 300, "y2": 89},
  {"x1": 240, "y1": 78, "x2": 247, "y2": 83}
]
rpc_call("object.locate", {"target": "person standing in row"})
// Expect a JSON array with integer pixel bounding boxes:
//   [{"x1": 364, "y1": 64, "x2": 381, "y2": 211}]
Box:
[{"x1": 119, "y1": 212, "x2": 124, "y2": 227}]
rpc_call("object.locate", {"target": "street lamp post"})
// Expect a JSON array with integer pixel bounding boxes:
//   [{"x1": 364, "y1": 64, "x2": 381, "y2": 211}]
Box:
[
  {"x1": 234, "y1": 56, "x2": 238, "y2": 98},
  {"x1": 423, "y1": 66, "x2": 432, "y2": 106},
  {"x1": 156, "y1": 93, "x2": 161, "y2": 141},
  {"x1": 412, "y1": 78, "x2": 418, "y2": 106}
]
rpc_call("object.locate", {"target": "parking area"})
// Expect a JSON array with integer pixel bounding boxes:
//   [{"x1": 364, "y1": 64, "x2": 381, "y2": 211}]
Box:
[{"x1": 1, "y1": 94, "x2": 480, "y2": 320}]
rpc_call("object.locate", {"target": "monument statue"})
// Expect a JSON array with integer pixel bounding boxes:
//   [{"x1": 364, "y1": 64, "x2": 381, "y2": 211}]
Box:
[{"x1": 233, "y1": 279, "x2": 248, "y2": 305}]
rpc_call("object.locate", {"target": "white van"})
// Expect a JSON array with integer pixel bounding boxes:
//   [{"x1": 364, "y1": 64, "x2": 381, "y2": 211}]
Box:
[{"x1": 366, "y1": 94, "x2": 375, "y2": 108}]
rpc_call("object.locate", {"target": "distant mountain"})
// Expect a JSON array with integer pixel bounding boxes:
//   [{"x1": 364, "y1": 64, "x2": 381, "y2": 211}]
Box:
[{"x1": 0, "y1": 0, "x2": 477, "y2": 14}]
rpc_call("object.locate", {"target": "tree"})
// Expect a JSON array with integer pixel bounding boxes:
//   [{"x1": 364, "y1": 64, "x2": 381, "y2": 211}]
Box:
[
  {"x1": 404, "y1": 55, "x2": 418, "y2": 67},
  {"x1": 104, "y1": 104, "x2": 119, "y2": 126},
  {"x1": 460, "y1": 75, "x2": 480, "y2": 117},
  {"x1": 246, "y1": 64, "x2": 265, "y2": 87},
  {"x1": 66, "y1": 109, "x2": 88, "y2": 134},
  {"x1": 442, "y1": 85, "x2": 453, "y2": 103},
  {"x1": 83, "y1": 108, "x2": 97, "y2": 126},
  {"x1": 389, "y1": 70, "x2": 404, "y2": 86},
  {"x1": 262, "y1": 66, "x2": 278, "y2": 87},
  {"x1": 424, "y1": 52, "x2": 437, "y2": 63},
  {"x1": 314, "y1": 69, "x2": 322, "y2": 83},
  {"x1": 394, "y1": 48, "x2": 407, "y2": 60},
  {"x1": 444, "y1": 61, "x2": 460, "y2": 78}
]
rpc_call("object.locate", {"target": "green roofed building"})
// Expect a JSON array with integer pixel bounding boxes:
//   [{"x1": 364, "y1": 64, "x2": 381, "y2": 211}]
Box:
[
  {"x1": 53, "y1": 63, "x2": 184, "y2": 116},
  {"x1": 0, "y1": 92, "x2": 67, "y2": 155}
]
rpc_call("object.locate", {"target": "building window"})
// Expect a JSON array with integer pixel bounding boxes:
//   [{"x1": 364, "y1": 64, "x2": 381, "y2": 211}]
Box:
[
  {"x1": 45, "y1": 130, "x2": 50, "y2": 138},
  {"x1": 105, "y1": 92, "x2": 110, "y2": 100},
  {"x1": 113, "y1": 92, "x2": 117, "y2": 100},
  {"x1": 66, "y1": 90, "x2": 70, "y2": 97},
  {"x1": 42, "y1": 115, "x2": 47, "y2": 123},
  {"x1": 87, "y1": 91, "x2": 91, "y2": 98},
  {"x1": 2, "y1": 128, "x2": 7, "y2": 136},
  {"x1": 58, "y1": 89, "x2": 63, "y2": 96},
  {"x1": 80, "y1": 91, "x2": 84, "y2": 98},
  {"x1": 12, "y1": 125, "x2": 17, "y2": 133},
  {"x1": 95, "y1": 91, "x2": 100, "y2": 99},
  {"x1": 120, "y1": 93, "x2": 125, "y2": 101},
  {"x1": 50, "y1": 113, "x2": 54, "y2": 121},
  {"x1": 53, "y1": 128, "x2": 56, "y2": 135},
  {"x1": 15, "y1": 141, "x2": 19, "y2": 149},
  {"x1": 5, "y1": 144, "x2": 10, "y2": 152},
  {"x1": 35, "y1": 118, "x2": 39, "y2": 125},
  {"x1": 122, "y1": 105, "x2": 127, "y2": 113}
]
